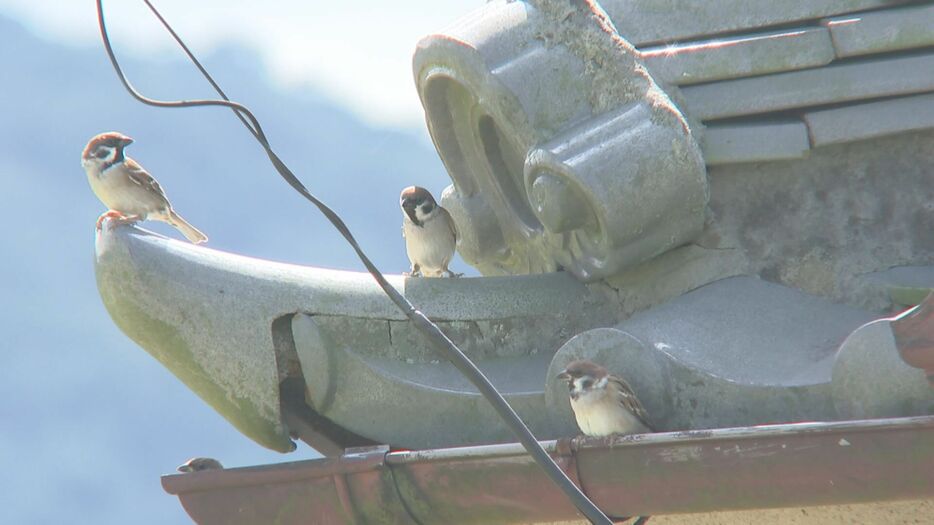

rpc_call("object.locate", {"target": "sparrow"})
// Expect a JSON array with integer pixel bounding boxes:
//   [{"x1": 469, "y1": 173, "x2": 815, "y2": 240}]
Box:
[
  {"x1": 177, "y1": 457, "x2": 224, "y2": 473},
  {"x1": 558, "y1": 360, "x2": 654, "y2": 525},
  {"x1": 81, "y1": 131, "x2": 208, "y2": 244},
  {"x1": 400, "y1": 186, "x2": 458, "y2": 277},
  {"x1": 556, "y1": 359, "x2": 654, "y2": 437}
]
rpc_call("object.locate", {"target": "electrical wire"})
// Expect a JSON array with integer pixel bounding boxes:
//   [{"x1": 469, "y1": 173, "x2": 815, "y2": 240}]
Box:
[{"x1": 95, "y1": 1, "x2": 619, "y2": 523}]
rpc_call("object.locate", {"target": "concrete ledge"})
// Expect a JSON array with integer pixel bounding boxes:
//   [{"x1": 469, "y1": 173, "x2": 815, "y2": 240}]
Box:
[
  {"x1": 642, "y1": 28, "x2": 835, "y2": 86},
  {"x1": 92, "y1": 225, "x2": 610, "y2": 452},
  {"x1": 604, "y1": 0, "x2": 909, "y2": 46},
  {"x1": 702, "y1": 121, "x2": 811, "y2": 165},
  {"x1": 804, "y1": 92, "x2": 934, "y2": 147},
  {"x1": 824, "y1": 3, "x2": 934, "y2": 58},
  {"x1": 683, "y1": 52, "x2": 934, "y2": 120}
]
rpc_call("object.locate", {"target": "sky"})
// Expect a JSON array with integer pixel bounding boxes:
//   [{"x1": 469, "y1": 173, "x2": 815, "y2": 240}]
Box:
[{"x1": 0, "y1": 0, "x2": 479, "y2": 129}]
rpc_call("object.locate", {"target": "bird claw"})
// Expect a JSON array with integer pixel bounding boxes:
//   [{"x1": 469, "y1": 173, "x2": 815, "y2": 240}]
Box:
[
  {"x1": 96, "y1": 210, "x2": 141, "y2": 232},
  {"x1": 96, "y1": 210, "x2": 126, "y2": 231},
  {"x1": 404, "y1": 269, "x2": 462, "y2": 278}
]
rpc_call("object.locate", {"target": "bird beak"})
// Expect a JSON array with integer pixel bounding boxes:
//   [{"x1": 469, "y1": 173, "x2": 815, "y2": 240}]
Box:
[
  {"x1": 176, "y1": 465, "x2": 192, "y2": 473},
  {"x1": 556, "y1": 371, "x2": 571, "y2": 382},
  {"x1": 121, "y1": 137, "x2": 134, "y2": 146}
]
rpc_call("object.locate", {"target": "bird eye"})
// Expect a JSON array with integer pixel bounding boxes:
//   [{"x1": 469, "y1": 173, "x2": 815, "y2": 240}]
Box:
[{"x1": 581, "y1": 378, "x2": 593, "y2": 389}]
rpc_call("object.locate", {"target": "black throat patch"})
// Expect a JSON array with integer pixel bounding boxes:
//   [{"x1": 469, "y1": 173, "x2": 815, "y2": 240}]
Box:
[{"x1": 404, "y1": 205, "x2": 422, "y2": 227}]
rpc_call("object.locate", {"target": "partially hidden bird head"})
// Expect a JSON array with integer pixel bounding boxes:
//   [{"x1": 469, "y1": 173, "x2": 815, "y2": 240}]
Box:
[
  {"x1": 400, "y1": 186, "x2": 439, "y2": 227},
  {"x1": 556, "y1": 359, "x2": 610, "y2": 401},
  {"x1": 82, "y1": 131, "x2": 134, "y2": 172},
  {"x1": 176, "y1": 457, "x2": 224, "y2": 473}
]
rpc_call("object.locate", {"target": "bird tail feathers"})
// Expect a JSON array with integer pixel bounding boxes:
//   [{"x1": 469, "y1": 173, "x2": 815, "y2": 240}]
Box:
[{"x1": 166, "y1": 210, "x2": 208, "y2": 244}]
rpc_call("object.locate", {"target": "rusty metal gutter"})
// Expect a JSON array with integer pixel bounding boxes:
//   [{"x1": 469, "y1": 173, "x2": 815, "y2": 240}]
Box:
[{"x1": 163, "y1": 415, "x2": 934, "y2": 524}]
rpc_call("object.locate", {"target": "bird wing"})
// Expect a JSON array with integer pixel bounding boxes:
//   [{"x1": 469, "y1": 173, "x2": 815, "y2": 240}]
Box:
[
  {"x1": 123, "y1": 158, "x2": 170, "y2": 202},
  {"x1": 440, "y1": 206, "x2": 458, "y2": 241},
  {"x1": 609, "y1": 376, "x2": 653, "y2": 431}
]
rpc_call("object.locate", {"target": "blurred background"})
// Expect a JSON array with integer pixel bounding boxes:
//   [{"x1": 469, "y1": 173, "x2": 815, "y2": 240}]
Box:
[{"x1": 0, "y1": 1, "x2": 477, "y2": 523}]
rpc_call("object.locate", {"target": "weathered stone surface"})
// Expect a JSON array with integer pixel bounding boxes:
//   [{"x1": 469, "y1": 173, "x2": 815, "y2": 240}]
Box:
[
  {"x1": 415, "y1": 0, "x2": 706, "y2": 281},
  {"x1": 705, "y1": 129, "x2": 934, "y2": 311},
  {"x1": 94, "y1": 226, "x2": 615, "y2": 451},
  {"x1": 524, "y1": 102, "x2": 708, "y2": 281},
  {"x1": 804, "y1": 93, "x2": 934, "y2": 147},
  {"x1": 606, "y1": 243, "x2": 748, "y2": 317},
  {"x1": 94, "y1": 226, "x2": 411, "y2": 453},
  {"x1": 546, "y1": 277, "x2": 933, "y2": 438},
  {"x1": 642, "y1": 28, "x2": 835, "y2": 86},
  {"x1": 293, "y1": 313, "x2": 560, "y2": 447},
  {"x1": 601, "y1": 0, "x2": 910, "y2": 46},
  {"x1": 682, "y1": 53, "x2": 934, "y2": 120},
  {"x1": 546, "y1": 277, "x2": 879, "y2": 433},
  {"x1": 832, "y1": 319, "x2": 934, "y2": 419},
  {"x1": 403, "y1": 271, "x2": 606, "y2": 320},
  {"x1": 617, "y1": 277, "x2": 873, "y2": 385},
  {"x1": 824, "y1": 3, "x2": 934, "y2": 58},
  {"x1": 287, "y1": 273, "x2": 616, "y2": 448},
  {"x1": 293, "y1": 250, "x2": 923, "y2": 444},
  {"x1": 867, "y1": 266, "x2": 934, "y2": 289},
  {"x1": 702, "y1": 121, "x2": 811, "y2": 165},
  {"x1": 860, "y1": 266, "x2": 934, "y2": 309}
]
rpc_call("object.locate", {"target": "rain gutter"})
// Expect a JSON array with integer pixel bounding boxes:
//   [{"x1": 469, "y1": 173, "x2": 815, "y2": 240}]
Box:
[{"x1": 163, "y1": 415, "x2": 934, "y2": 524}]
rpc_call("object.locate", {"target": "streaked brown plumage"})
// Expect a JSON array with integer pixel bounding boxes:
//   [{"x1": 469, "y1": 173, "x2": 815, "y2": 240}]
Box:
[
  {"x1": 556, "y1": 359, "x2": 653, "y2": 437},
  {"x1": 177, "y1": 457, "x2": 223, "y2": 473},
  {"x1": 81, "y1": 131, "x2": 207, "y2": 244}
]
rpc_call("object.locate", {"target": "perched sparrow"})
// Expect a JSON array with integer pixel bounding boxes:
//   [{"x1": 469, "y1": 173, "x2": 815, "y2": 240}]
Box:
[
  {"x1": 177, "y1": 457, "x2": 224, "y2": 473},
  {"x1": 557, "y1": 359, "x2": 653, "y2": 437},
  {"x1": 400, "y1": 186, "x2": 458, "y2": 277},
  {"x1": 81, "y1": 132, "x2": 208, "y2": 244}
]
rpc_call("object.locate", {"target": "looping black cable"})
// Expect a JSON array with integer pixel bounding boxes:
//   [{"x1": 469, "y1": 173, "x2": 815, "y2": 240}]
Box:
[{"x1": 96, "y1": 2, "x2": 616, "y2": 524}]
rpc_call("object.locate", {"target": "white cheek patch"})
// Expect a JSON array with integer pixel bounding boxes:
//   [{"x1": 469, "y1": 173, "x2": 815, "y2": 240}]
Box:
[
  {"x1": 415, "y1": 202, "x2": 437, "y2": 221},
  {"x1": 572, "y1": 376, "x2": 607, "y2": 392}
]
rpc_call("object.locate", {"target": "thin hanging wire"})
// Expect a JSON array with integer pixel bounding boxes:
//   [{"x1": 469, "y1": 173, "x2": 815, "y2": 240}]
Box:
[{"x1": 94, "y1": 1, "x2": 623, "y2": 524}]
